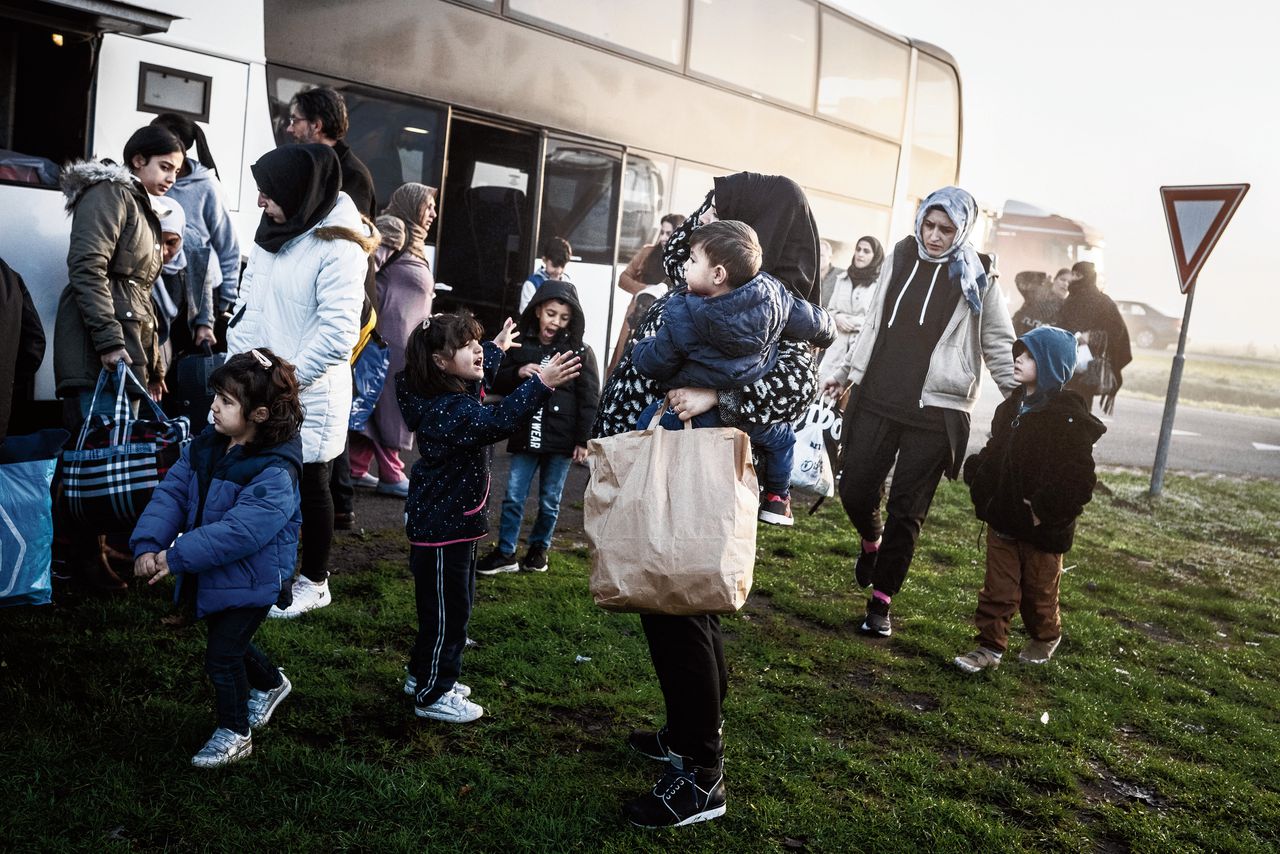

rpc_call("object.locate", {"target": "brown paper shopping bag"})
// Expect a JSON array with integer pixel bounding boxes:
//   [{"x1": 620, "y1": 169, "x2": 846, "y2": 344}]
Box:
[{"x1": 584, "y1": 405, "x2": 759, "y2": 615}]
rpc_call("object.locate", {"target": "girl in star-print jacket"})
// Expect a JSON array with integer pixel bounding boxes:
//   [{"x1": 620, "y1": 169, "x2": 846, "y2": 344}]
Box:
[{"x1": 394, "y1": 310, "x2": 581, "y2": 722}]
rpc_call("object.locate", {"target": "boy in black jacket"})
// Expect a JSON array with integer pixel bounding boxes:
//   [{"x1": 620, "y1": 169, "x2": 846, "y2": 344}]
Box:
[
  {"x1": 478, "y1": 280, "x2": 600, "y2": 574},
  {"x1": 955, "y1": 325, "x2": 1105, "y2": 672}
]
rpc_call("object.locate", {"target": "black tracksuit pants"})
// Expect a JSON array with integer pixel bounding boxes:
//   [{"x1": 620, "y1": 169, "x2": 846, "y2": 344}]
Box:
[
  {"x1": 640, "y1": 613, "x2": 727, "y2": 767},
  {"x1": 838, "y1": 405, "x2": 951, "y2": 597},
  {"x1": 409, "y1": 542, "x2": 476, "y2": 706}
]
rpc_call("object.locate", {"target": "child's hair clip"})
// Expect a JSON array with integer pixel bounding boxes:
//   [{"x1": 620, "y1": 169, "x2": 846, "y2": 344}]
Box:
[{"x1": 251, "y1": 348, "x2": 272, "y2": 369}]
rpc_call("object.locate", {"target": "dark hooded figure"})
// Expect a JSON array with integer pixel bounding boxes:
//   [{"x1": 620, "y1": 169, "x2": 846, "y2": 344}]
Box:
[
  {"x1": 594, "y1": 171, "x2": 821, "y2": 829},
  {"x1": 1056, "y1": 261, "x2": 1131, "y2": 414}
]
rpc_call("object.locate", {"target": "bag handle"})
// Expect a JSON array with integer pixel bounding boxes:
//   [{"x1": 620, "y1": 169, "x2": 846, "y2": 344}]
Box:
[
  {"x1": 74, "y1": 367, "x2": 118, "y2": 450},
  {"x1": 646, "y1": 399, "x2": 693, "y2": 432}
]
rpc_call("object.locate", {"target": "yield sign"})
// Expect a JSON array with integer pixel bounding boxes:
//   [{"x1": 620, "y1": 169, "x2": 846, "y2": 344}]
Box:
[{"x1": 1160, "y1": 183, "x2": 1249, "y2": 293}]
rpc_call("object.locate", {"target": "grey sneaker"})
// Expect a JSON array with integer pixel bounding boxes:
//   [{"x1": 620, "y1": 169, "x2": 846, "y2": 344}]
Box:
[
  {"x1": 191, "y1": 727, "x2": 252, "y2": 768},
  {"x1": 247, "y1": 670, "x2": 292, "y2": 729},
  {"x1": 954, "y1": 647, "x2": 1003, "y2": 673},
  {"x1": 403, "y1": 670, "x2": 471, "y2": 698},
  {"x1": 415, "y1": 690, "x2": 484, "y2": 723},
  {"x1": 1019, "y1": 636, "x2": 1062, "y2": 664},
  {"x1": 858, "y1": 597, "x2": 892, "y2": 637}
]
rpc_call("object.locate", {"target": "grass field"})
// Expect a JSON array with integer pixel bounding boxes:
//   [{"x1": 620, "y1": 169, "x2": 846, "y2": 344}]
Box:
[
  {"x1": 1122, "y1": 350, "x2": 1280, "y2": 417},
  {"x1": 3, "y1": 470, "x2": 1279, "y2": 852}
]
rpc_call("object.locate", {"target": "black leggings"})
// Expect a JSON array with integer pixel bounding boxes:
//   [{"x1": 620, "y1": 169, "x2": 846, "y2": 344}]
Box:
[
  {"x1": 640, "y1": 613, "x2": 727, "y2": 767},
  {"x1": 300, "y1": 460, "x2": 334, "y2": 582}
]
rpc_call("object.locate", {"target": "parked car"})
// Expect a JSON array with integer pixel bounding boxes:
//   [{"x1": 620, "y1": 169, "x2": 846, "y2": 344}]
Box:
[{"x1": 1115, "y1": 300, "x2": 1181, "y2": 349}]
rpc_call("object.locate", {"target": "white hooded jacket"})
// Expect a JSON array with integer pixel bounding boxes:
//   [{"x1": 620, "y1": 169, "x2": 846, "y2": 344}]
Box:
[{"x1": 227, "y1": 192, "x2": 370, "y2": 463}]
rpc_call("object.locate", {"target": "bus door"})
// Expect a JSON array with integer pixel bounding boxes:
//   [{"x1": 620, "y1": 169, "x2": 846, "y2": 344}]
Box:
[
  {"x1": 536, "y1": 136, "x2": 623, "y2": 376},
  {"x1": 434, "y1": 115, "x2": 539, "y2": 335}
]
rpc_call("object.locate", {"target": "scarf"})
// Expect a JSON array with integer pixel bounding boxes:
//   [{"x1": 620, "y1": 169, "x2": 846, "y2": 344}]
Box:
[
  {"x1": 846, "y1": 235, "x2": 884, "y2": 285},
  {"x1": 251, "y1": 144, "x2": 341, "y2": 253},
  {"x1": 151, "y1": 196, "x2": 188, "y2": 275},
  {"x1": 663, "y1": 172, "x2": 820, "y2": 301},
  {"x1": 382, "y1": 182, "x2": 435, "y2": 261},
  {"x1": 914, "y1": 186, "x2": 987, "y2": 315}
]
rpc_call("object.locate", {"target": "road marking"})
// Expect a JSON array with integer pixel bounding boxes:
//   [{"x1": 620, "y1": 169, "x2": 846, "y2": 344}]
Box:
[
  {"x1": 1171, "y1": 429, "x2": 1200, "y2": 437},
  {"x1": 1253, "y1": 442, "x2": 1280, "y2": 452}
]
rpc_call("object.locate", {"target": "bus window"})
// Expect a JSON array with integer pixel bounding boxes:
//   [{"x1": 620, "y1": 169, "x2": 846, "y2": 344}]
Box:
[
  {"x1": 508, "y1": 0, "x2": 686, "y2": 66},
  {"x1": 805, "y1": 189, "x2": 892, "y2": 273},
  {"x1": 267, "y1": 67, "x2": 446, "y2": 216},
  {"x1": 907, "y1": 54, "x2": 961, "y2": 202},
  {"x1": 0, "y1": 18, "x2": 94, "y2": 187},
  {"x1": 619, "y1": 151, "x2": 672, "y2": 262},
  {"x1": 689, "y1": 0, "x2": 817, "y2": 109},
  {"x1": 539, "y1": 141, "x2": 621, "y2": 265},
  {"x1": 817, "y1": 12, "x2": 909, "y2": 141}
]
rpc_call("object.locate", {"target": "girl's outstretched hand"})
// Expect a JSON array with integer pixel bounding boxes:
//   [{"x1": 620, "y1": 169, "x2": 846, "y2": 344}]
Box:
[
  {"x1": 537, "y1": 351, "x2": 582, "y2": 389},
  {"x1": 493, "y1": 317, "x2": 521, "y2": 352}
]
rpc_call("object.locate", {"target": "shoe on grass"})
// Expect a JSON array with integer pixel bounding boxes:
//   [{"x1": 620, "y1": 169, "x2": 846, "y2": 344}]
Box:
[
  {"x1": 247, "y1": 670, "x2": 292, "y2": 729},
  {"x1": 1019, "y1": 636, "x2": 1062, "y2": 665},
  {"x1": 476, "y1": 547, "x2": 519, "y2": 576},
  {"x1": 403, "y1": 670, "x2": 470, "y2": 698},
  {"x1": 854, "y1": 544, "x2": 878, "y2": 588},
  {"x1": 520, "y1": 544, "x2": 549, "y2": 573},
  {"x1": 415, "y1": 690, "x2": 484, "y2": 723},
  {"x1": 953, "y1": 647, "x2": 1003, "y2": 674},
  {"x1": 623, "y1": 751, "x2": 726, "y2": 828},
  {"x1": 627, "y1": 726, "x2": 671, "y2": 762},
  {"x1": 858, "y1": 597, "x2": 892, "y2": 637},
  {"x1": 269, "y1": 576, "x2": 331, "y2": 619},
  {"x1": 758, "y1": 493, "x2": 794, "y2": 526},
  {"x1": 191, "y1": 728, "x2": 252, "y2": 768}
]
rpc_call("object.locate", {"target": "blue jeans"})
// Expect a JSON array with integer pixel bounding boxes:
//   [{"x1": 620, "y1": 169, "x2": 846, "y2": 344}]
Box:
[
  {"x1": 498, "y1": 453, "x2": 573, "y2": 554},
  {"x1": 637, "y1": 401, "x2": 795, "y2": 497}
]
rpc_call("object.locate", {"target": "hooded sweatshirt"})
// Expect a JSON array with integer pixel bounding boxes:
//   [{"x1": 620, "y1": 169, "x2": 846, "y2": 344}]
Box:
[
  {"x1": 492, "y1": 280, "x2": 601, "y2": 455},
  {"x1": 162, "y1": 159, "x2": 241, "y2": 309},
  {"x1": 963, "y1": 325, "x2": 1106, "y2": 553}
]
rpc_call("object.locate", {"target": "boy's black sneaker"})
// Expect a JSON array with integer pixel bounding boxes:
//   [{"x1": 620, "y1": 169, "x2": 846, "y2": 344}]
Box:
[
  {"x1": 476, "y1": 547, "x2": 519, "y2": 576},
  {"x1": 758, "y1": 493, "x2": 794, "y2": 526},
  {"x1": 854, "y1": 546, "x2": 878, "y2": 588},
  {"x1": 623, "y1": 752, "x2": 726, "y2": 828},
  {"x1": 627, "y1": 726, "x2": 671, "y2": 762},
  {"x1": 858, "y1": 597, "x2": 892, "y2": 637},
  {"x1": 520, "y1": 544, "x2": 549, "y2": 573}
]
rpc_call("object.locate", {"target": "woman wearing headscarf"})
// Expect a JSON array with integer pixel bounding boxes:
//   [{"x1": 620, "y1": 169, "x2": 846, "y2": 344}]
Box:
[
  {"x1": 349, "y1": 182, "x2": 439, "y2": 495},
  {"x1": 1056, "y1": 261, "x2": 1131, "y2": 414},
  {"x1": 594, "y1": 172, "x2": 820, "y2": 829},
  {"x1": 226, "y1": 143, "x2": 376, "y2": 620},
  {"x1": 821, "y1": 187, "x2": 1017, "y2": 639},
  {"x1": 818, "y1": 235, "x2": 884, "y2": 379}
]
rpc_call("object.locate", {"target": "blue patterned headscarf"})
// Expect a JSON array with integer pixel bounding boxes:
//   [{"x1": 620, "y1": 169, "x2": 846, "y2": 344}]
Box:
[{"x1": 914, "y1": 186, "x2": 987, "y2": 315}]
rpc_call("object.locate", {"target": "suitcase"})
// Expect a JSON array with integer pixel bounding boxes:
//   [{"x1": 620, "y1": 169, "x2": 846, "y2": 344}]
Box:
[{"x1": 170, "y1": 343, "x2": 226, "y2": 429}]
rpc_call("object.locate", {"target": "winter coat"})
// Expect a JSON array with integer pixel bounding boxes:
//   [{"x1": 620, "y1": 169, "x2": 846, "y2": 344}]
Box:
[
  {"x1": 227, "y1": 192, "x2": 374, "y2": 464},
  {"x1": 163, "y1": 159, "x2": 241, "y2": 311},
  {"x1": 631, "y1": 271, "x2": 834, "y2": 390},
  {"x1": 130, "y1": 429, "x2": 303, "y2": 619},
  {"x1": 492, "y1": 280, "x2": 601, "y2": 455},
  {"x1": 818, "y1": 269, "x2": 877, "y2": 384},
  {"x1": 398, "y1": 342, "x2": 553, "y2": 546},
  {"x1": 825, "y1": 236, "x2": 1017, "y2": 412},
  {"x1": 333, "y1": 140, "x2": 377, "y2": 219},
  {"x1": 963, "y1": 386, "x2": 1105, "y2": 554},
  {"x1": 361, "y1": 250, "x2": 436, "y2": 451},
  {"x1": 0, "y1": 259, "x2": 45, "y2": 440},
  {"x1": 54, "y1": 160, "x2": 164, "y2": 395}
]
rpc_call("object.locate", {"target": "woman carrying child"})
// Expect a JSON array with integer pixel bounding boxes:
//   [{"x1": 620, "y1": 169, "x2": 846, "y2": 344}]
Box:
[
  {"x1": 131, "y1": 349, "x2": 304, "y2": 767},
  {"x1": 396, "y1": 312, "x2": 580, "y2": 723}
]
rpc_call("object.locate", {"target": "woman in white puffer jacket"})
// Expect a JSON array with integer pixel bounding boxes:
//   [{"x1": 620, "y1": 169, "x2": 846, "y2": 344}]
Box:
[{"x1": 227, "y1": 143, "x2": 375, "y2": 618}]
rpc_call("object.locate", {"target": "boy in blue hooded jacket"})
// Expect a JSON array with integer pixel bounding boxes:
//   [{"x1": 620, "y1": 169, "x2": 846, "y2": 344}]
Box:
[
  {"x1": 954, "y1": 325, "x2": 1106, "y2": 672},
  {"x1": 132, "y1": 349, "x2": 303, "y2": 766}
]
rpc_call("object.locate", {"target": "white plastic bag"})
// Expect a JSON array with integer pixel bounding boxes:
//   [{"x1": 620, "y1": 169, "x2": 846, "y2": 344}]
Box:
[{"x1": 790, "y1": 400, "x2": 836, "y2": 497}]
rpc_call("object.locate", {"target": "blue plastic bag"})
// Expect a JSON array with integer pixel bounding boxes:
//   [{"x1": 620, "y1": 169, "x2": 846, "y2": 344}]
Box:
[
  {"x1": 0, "y1": 429, "x2": 68, "y2": 608},
  {"x1": 349, "y1": 333, "x2": 390, "y2": 433}
]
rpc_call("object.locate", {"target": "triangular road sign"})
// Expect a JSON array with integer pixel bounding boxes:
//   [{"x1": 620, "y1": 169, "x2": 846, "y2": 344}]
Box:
[{"x1": 1160, "y1": 183, "x2": 1249, "y2": 293}]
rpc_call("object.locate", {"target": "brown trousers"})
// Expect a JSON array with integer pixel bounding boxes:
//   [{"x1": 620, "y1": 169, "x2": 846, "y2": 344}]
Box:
[{"x1": 974, "y1": 529, "x2": 1062, "y2": 653}]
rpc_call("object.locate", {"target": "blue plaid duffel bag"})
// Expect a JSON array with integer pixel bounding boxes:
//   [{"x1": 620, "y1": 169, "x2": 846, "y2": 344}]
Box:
[{"x1": 59, "y1": 362, "x2": 191, "y2": 530}]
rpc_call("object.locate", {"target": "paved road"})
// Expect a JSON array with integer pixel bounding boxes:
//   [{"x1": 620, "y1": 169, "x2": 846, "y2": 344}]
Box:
[{"x1": 968, "y1": 374, "x2": 1280, "y2": 480}]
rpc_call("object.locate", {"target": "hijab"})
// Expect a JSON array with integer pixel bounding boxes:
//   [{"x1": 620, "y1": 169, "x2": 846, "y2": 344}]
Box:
[
  {"x1": 152, "y1": 196, "x2": 187, "y2": 275},
  {"x1": 382, "y1": 182, "x2": 435, "y2": 261},
  {"x1": 914, "y1": 186, "x2": 987, "y2": 315},
  {"x1": 663, "y1": 172, "x2": 821, "y2": 301},
  {"x1": 251, "y1": 144, "x2": 341, "y2": 253},
  {"x1": 846, "y1": 235, "x2": 884, "y2": 285}
]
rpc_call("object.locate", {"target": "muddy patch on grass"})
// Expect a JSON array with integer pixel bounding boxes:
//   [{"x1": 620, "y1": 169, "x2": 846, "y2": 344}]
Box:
[
  {"x1": 1081, "y1": 761, "x2": 1167, "y2": 810},
  {"x1": 1101, "y1": 610, "x2": 1178, "y2": 644},
  {"x1": 743, "y1": 592, "x2": 844, "y2": 637}
]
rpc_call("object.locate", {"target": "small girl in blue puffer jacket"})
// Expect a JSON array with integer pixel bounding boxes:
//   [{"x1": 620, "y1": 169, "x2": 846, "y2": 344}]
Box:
[{"x1": 131, "y1": 348, "x2": 304, "y2": 768}]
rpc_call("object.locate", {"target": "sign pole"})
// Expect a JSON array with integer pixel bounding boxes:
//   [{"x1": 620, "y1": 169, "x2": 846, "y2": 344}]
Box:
[{"x1": 1149, "y1": 283, "x2": 1196, "y2": 497}]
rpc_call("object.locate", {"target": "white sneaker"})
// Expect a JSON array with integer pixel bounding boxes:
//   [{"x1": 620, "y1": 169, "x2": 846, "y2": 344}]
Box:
[
  {"x1": 376, "y1": 479, "x2": 410, "y2": 498},
  {"x1": 191, "y1": 727, "x2": 252, "y2": 768},
  {"x1": 269, "y1": 576, "x2": 331, "y2": 620},
  {"x1": 247, "y1": 670, "x2": 292, "y2": 729},
  {"x1": 403, "y1": 670, "x2": 471, "y2": 697},
  {"x1": 354, "y1": 472, "x2": 379, "y2": 489},
  {"x1": 415, "y1": 690, "x2": 484, "y2": 723}
]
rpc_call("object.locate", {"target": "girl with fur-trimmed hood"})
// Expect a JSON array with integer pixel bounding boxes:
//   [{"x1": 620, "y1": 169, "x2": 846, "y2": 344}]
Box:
[{"x1": 226, "y1": 143, "x2": 377, "y2": 620}]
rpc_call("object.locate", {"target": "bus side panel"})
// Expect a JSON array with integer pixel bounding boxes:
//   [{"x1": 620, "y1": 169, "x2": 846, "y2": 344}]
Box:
[
  {"x1": 1, "y1": 186, "x2": 71, "y2": 400},
  {"x1": 235, "y1": 61, "x2": 278, "y2": 250}
]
